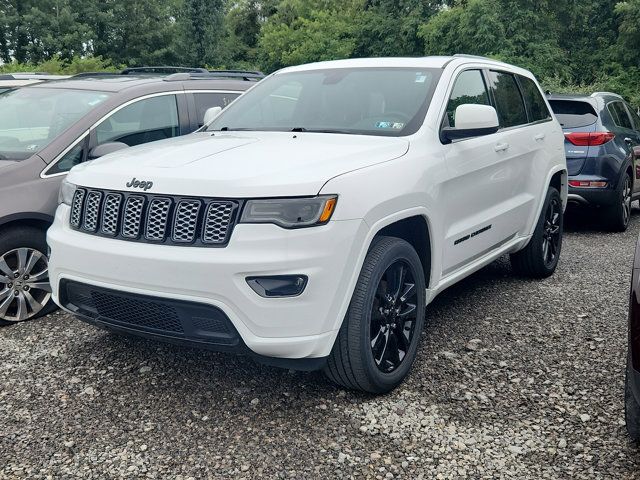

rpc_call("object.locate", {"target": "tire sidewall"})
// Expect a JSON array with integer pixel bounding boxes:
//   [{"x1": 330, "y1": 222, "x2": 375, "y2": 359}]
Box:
[
  {"x1": 0, "y1": 226, "x2": 51, "y2": 324},
  {"x1": 358, "y1": 239, "x2": 426, "y2": 392},
  {"x1": 535, "y1": 187, "x2": 563, "y2": 275}
]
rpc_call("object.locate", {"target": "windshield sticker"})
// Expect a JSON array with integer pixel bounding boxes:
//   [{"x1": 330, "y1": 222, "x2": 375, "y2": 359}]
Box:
[
  {"x1": 415, "y1": 73, "x2": 427, "y2": 83},
  {"x1": 375, "y1": 121, "x2": 405, "y2": 130}
]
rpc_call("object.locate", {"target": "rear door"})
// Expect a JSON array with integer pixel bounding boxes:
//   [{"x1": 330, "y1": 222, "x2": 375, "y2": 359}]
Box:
[
  {"x1": 626, "y1": 105, "x2": 640, "y2": 190},
  {"x1": 608, "y1": 101, "x2": 640, "y2": 193}
]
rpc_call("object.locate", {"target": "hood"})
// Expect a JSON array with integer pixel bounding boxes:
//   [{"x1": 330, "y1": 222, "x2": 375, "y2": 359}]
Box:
[
  {"x1": 68, "y1": 132, "x2": 409, "y2": 197},
  {"x1": 0, "y1": 160, "x2": 17, "y2": 170}
]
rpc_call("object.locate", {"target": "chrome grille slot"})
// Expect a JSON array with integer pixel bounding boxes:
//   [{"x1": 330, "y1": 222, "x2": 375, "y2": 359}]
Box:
[
  {"x1": 70, "y1": 189, "x2": 86, "y2": 228},
  {"x1": 82, "y1": 190, "x2": 103, "y2": 232},
  {"x1": 145, "y1": 198, "x2": 172, "y2": 241},
  {"x1": 122, "y1": 196, "x2": 145, "y2": 238},
  {"x1": 101, "y1": 193, "x2": 122, "y2": 236},
  {"x1": 172, "y1": 200, "x2": 201, "y2": 243},
  {"x1": 203, "y1": 202, "x2": 234, "y2": 244},
  {"x1": 68, "y1": 188, "x2": 238, "y2": 247}
]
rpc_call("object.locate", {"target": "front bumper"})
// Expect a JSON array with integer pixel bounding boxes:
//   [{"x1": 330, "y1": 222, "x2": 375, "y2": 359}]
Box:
[{"x1": 48, "y1": 205, "x2": 368, "y2": 360}]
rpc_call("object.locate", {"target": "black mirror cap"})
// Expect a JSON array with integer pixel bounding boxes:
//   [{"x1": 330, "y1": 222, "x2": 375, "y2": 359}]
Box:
[
  {"x1": 440, "y1": 125, "x2": 500, "y2": 144},
  {"x1": 88, "y1": 141, "x2": 129, "y2": 160}
]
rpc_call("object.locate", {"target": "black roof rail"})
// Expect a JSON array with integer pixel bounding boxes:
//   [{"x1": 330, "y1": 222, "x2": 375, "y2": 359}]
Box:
[
  {"x1": 72, "y1": 72, "x2": 120, "y2": 78},
  {"x1": 164, "y1": 70, "x2": 265, "y2": 82},
  {"x1": 121, "y1": 66, "x2": 209, "y2": 75}
]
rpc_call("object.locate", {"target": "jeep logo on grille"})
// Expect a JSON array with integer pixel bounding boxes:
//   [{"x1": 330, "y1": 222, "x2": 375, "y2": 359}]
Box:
[{"x1": 126, "y1": 177, "x2": 154, "y2": 191}]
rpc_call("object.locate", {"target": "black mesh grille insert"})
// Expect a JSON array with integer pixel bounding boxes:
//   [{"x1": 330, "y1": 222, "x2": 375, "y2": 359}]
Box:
[
  {"x1": 90, "y1": 290, "x2": 184, "y2": 333},
  {"x1": 60, "y1": 280, "x2": 240, "y2": 346},
  {"x1": 68, "y1": 188, "x2": 239, "y2": 247}
]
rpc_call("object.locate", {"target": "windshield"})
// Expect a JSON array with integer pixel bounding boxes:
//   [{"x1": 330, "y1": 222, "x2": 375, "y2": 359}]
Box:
[
  {"x1": 0, "y1": 87, "x2": 110, "y2": 160},
  {"x1": 207, "y1": 67, "x2": 441, "y2": 137}
]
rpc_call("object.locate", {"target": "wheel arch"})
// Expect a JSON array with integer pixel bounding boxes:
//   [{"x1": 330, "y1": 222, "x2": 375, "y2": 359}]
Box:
[
  {"x1": 0, "y1": 213, "x2": 53, "y2": 234},
  {"x1": 371, "y1": 214, "x2": 433, "y2": 289}
]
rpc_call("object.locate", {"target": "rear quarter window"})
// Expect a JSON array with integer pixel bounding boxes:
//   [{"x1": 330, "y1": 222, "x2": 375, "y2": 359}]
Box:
[{"x1": 548, "y1": 100, "x2": 598, "y2": 128}]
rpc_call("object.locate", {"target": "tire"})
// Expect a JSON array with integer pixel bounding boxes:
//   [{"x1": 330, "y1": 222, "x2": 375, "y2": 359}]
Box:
[
  {"x1": 0, "y1": 226, "x2": 56, "y2": 326},
  {"x1": 324, "y1": 236, "x2": 426, "y2": 394},
  {"x1": 510, "y1": 186, "x2": 563, "y2": 279},
  {"x1": 626, "y1": 355, "x2": 640, "y2": 442},
  {"x1": 605, "y1": 171, "x2": 632, "y2": 232}
]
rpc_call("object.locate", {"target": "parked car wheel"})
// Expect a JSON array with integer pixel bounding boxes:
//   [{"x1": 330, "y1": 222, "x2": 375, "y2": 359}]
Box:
[
  {"x1": 626, "y1": 355, "x2": 640, "y2": 442},
  {"x1": 0, "y1": 226, "x2": 55, "y2": 325},
  {"x1": 324, "y1": 236, "x2": 426, "y2": 394},
  {"x1": 606, "y1": 171, "x2": 632, "y2": 232},
  {"x1": 510, "y1": 186, "x2": 563, "y2": 278}
]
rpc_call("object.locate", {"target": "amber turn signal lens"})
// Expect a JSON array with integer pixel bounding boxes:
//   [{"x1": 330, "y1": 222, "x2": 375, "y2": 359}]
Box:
[{"x1": 319, "y1": 197, "x2": 337, "y2": 223}]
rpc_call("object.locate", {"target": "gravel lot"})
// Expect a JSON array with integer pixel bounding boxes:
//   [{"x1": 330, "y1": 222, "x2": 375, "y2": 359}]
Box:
[{"x1": 2, "y1": 207, "x2": 640, "y2": 479}]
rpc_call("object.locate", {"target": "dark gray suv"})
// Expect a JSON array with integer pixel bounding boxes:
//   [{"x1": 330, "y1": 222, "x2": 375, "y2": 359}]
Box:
[{"x1": 0, "y1": 70, "x2": 260, "y2": 324}]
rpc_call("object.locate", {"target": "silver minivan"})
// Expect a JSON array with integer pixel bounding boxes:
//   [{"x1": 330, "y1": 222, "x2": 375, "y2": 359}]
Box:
[{"x1": 0, "y1": 70, "x2": 260, "y2": 324}]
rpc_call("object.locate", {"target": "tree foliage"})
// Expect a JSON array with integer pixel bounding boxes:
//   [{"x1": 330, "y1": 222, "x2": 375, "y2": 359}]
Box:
[{"x1": 1, "y1": 0, "x2": 639, "y2": 105}]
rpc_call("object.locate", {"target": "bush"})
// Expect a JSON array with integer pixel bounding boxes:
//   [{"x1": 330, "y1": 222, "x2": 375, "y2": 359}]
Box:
[{"x1": 0, "y1": 56, "x2": 119, "y2": 75}]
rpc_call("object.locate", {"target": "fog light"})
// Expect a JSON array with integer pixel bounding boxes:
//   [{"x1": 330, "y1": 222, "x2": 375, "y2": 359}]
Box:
[
  {"x1": 569, "y1": 180, "x2": 608, "y2": 188},
  {"x1": 246, "y1": 275, "x2": 308, "y2": 298}
]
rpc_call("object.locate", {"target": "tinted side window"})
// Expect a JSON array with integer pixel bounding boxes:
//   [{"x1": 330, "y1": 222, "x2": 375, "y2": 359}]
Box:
[
  {"x1": 629, "y1": 105, "x2": 640, "y2": 131},
  {"x1": 609, "y1": 102, "x2": 633, "y2": 129},
  {"x1": 487, "y1": 71, "x2": 528, "y2": 128},
  {"x1": 518, "y1": 76, "x2": 551, "y2": 122},
  {"x1": 193, "y1": 92, "x2": 240, "y2": 127},
  {"x1": 445, "y1": 70, "x2": 490, "y2": 127},
  {"x1": 95, "y1": 95, "x2": 180, "y2": 147}
]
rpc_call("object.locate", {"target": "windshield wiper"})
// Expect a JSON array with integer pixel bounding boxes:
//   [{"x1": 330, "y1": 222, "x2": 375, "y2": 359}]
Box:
[{"x1": 290, "y1": 127, "x2": 353, "y2": 135}]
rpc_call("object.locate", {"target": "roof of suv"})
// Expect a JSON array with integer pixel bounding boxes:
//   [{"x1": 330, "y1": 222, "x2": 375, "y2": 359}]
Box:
[{"x1": 547, "y1": 92, "x2": 624, "y2": 104}]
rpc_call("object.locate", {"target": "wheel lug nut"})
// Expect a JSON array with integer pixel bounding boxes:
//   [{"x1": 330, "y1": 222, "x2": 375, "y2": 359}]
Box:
[
  {"x1": 23, "y1": 275, "x2": 29, "y2": 280},
  {"x1": 13, "y1": 273, "x2": 19, "y2": 278},
  {"x1": 7, "y1": 283, "x2": 12, "y2": 288},
  {"x1": 13, "y1": 290, "x2": 19, "y2": 295},
  {"x1": 23, "y1": 286, "x2": 29, "y2": 291}
]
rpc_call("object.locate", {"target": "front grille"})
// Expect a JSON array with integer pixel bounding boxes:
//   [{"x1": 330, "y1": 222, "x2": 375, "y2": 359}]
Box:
[
  {"x1": 69, "y1": 188, "x2": 240, "y2": 247},
  {"x1": 60, "y1": 280, "x2": 240, "y2": 346}
]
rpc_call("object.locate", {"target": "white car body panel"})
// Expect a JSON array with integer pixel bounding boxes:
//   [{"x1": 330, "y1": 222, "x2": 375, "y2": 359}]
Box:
[{"x1": 48, "y1": 56, "x2": 567, "y2": 360}]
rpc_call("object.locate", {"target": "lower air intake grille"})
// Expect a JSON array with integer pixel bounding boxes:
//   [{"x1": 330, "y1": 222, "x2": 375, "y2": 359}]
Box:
[
  {"x1": 60, "y1": 280, "x2": 240, "y2": 345},
  {"x1": 69, "y1": 188, "x2": 240, "y2": 247}
]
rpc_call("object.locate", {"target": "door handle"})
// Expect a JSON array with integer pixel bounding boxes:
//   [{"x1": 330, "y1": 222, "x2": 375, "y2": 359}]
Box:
[
  {"x1": 494, "y1": 143, "x2": 510, "y2": 152},
  {"x1": 534, "y1": 133, "x2": 546, "y2": 141}
]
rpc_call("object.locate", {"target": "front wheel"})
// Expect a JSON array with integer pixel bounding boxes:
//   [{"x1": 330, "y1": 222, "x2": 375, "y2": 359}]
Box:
[
  {"x1": 0, "y1": 226, "x2": 56, "y2": 326},
  {"x1": 324, "y1": 236, "x2": 426, "y2": 394},
  {"x1": 510, "y1": 186, "x2": 563, "y2": 278}
]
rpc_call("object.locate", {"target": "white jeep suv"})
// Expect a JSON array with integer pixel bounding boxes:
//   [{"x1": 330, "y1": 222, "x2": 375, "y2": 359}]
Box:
[{"x1": 48, "y1": 56, "x2": 567, "y2": 393}]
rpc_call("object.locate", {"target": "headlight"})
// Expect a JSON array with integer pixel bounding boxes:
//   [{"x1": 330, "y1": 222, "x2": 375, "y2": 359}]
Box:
[
  {"x1": 239, "y1": 195, "x2": 337, "y2": 228},
  {"x1": 58, "y1": 178, "x2": 76, "y2": 206}
]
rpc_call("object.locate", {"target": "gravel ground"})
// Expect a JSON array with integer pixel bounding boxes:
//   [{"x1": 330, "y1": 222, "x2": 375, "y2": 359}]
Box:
[{"x1": 2, "y1": 206, "x2": 640, "y2": 479}]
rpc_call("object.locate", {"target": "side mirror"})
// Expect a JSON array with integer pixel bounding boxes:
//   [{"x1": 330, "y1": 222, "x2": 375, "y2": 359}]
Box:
[
  {"x1": 88, "y1": 142, "x2": 129, "y2": 160},
  {"x1": 203, "y1": 106, "x2": 223, "y2": 126},
  {"x1": 441, "y1": 104, "x2": 500, "y2": 143}
]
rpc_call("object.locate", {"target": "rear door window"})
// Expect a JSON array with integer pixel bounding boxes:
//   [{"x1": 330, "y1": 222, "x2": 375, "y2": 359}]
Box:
[
  {"x1": 518, "y1": 76, "x2": 551, "y2": 122},
  {"x1": 609, "y1": 101, "x2": 634, "y2": 130},
  {"x1": 487, "y1": 71, "x2": 528, "y2": 128},
  {"x1": 548, "y1": 100, "x2": 598, "y2": 128},
  {"x1": 628, "y1": 105, "x2": 640, "y2": 131}
]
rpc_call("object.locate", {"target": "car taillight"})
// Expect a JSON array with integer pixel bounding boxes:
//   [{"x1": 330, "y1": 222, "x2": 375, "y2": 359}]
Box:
[
  {"x1": 568, "y1": 180, "x2": 608, "y2": 188},
  {"x1": 564, "y1": 132, "x2": 615, "y2": 146}
]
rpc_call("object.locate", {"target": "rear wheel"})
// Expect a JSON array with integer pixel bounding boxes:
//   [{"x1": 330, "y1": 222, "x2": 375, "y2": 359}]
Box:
[
  {"x1": 510, "y1": 187, "x2": 563, "y2": 278},
  {"x1": 324, "y1": 236, "x2": 426, "y2": 394},
  {"x1": 0, "y1": 227, "x2": 55, "y2": 326},
  {"x1": 626, "y1": 355, "x2": 640, "y2": 442},
  {"x1": 605, "y1": 172, "x2": 632, "y2": 232}
]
